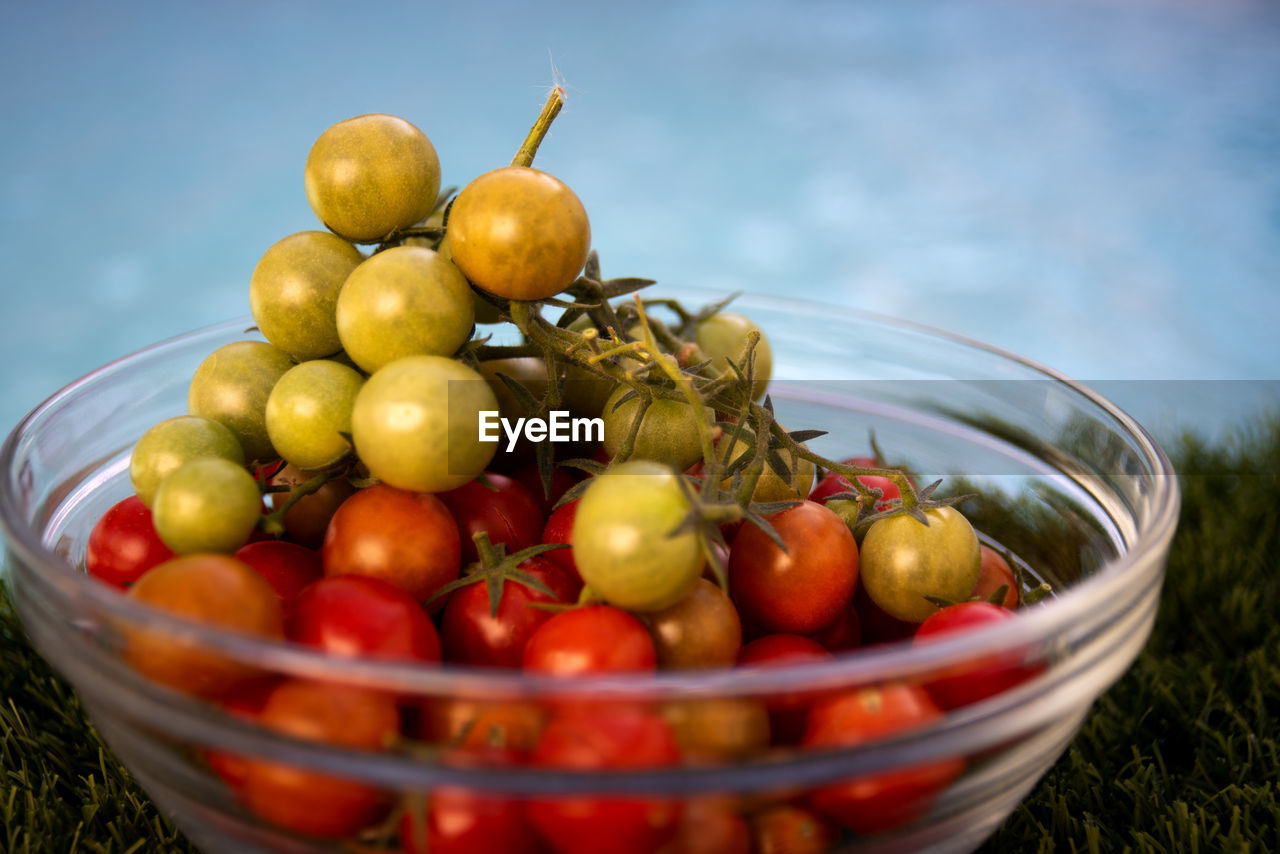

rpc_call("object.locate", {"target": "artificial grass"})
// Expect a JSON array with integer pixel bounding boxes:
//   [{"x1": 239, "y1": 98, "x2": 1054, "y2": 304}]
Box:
[{"x1": 3, "y1": 419, "x2": 1278, "y2": 853}]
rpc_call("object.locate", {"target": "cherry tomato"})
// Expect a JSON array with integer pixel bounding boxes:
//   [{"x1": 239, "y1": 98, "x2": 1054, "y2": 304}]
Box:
[
  {"x1": 659, "y1": 697, "x2": 771, "y2": 762},
  {"x1": 859, "y1": 506, "x2": 981, "y2": 623},
  {"x1": 239, "y1": 679, "x2": 401, "y2": 838},
  {"x1": 441, "y1": 556, "x2": 581, "y2": 668},
  {"x1": 523, "y1": 605, "x2": 656, "y2": 677},
  {"x1": 572, "y1": 460, "x2": 704, "y2": 613},
  {"x1": 267, "y1": 462, "x2": 356, "y2": 549},
  {"x1": 205, "y1": 679, "x2": 278, "y2": 790},
  {"x1": 974, "y1": 544, "x2": 1020, "y2": 609},
  {"x1": 540, "y1": 497, "x2": 581, "y2": 583},
  {"x1": 448, "y1": 165, "x2": 591, "y2": 302},
  {"x1": 728, "y1": 501, "x2": 858, "y2": 635},
  {"x1": 322, "y1": 483, "x2": 461, "y2": 608},
  {"x1": 399, "y1": 745, "x2": 541, "y2": 854},
  {"x1": 527, "y1": 704, "x2": 683, "y2": 854},
  {"x1": 664, "y1": 797, "x2": 751, "y2": 854},
  {"x1": 124, "y1": 554, "x2": 284, "y2": 698},
  {"x1": 695, "y1": 312, "x2": 773, "y2": 403},
  {"x1": 511, "y1": 461, "x2": 579, "y2": 515},
  {"x1": 914, "y1": 601, "x2": 1042, "y2": 709},
  {"x1": 644, "y1": 577, "x2": 742, "y2": 669},
  {"x1": 802, "y1": 684, "x2": 965, "y2": 834},
  {"x1": 737, "y1": 634, "x2": 833, "y2": 744},
  {"x1": 808, "y1": 606, "x2": 862, "y2": 654},
  {"x1": 748, "y1": 804, "x2": 838, "y2": 854},
  {"x1": 234, "y1": 540, "x2": 323, "y2": 617},
  {"x1": 439, "y1": 473, "x2": 544, "y2": 565},
  {"x1": 85, "y1": 495, "x2": 175, "y2": 588},
  {"x1": 288, "y1": 575, "x2": 442, "y2": 664},
  {"x1": 852, "y1": 583, "x2": 918, "y2": 646},
  {"x1": 809, "y1": 456, "x2": 903, "y2": 509},
  {"x1": 416, "y1": 698, "x2": 547, "y2": 754}
]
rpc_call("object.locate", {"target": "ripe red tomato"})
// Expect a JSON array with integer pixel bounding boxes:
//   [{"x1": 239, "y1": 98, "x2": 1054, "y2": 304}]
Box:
[
  {"x1": 803, "y1": 684, "x2": 965, "y2": 834},
  {"x1": 728, "y1": 501, "x2": 858, "y2": 635},
  {"x1": 748, "y1": 804, "x2": 838, "y2": 854},
  {"x1": 527, "y1": 704, "x2": 683, "y2": 854},
  {"x1": 205, "y1": 679, "x2": 278, "y2": 790},
  {"x1": 737, "y1": 634, "x2": 833, "y2": 743},
  {"x1": 808, "y1": 606, "x2": 862, "y2": 653},
  {"x1": 399, "y1": 746, "x2": 541, "y2": 854},
  {"x1": 288, "y1": 575, "x2": 442, "y2": 664},
  {"x1": 239, "y1": 679, "x2": 401, "y2": 838},
  {"x1": 86, "y1": 495, "x2": 175, "y2": 588},
  {"x1": 523, "y1": 605, "x2": 657, "y2": 677},
  {"x1": 510, "y1": 461, "x2": 580, "y2": 515},
  {"x1": 416, "y1": 698, "x2": 547, "y2": 754},
  {"x1": 440, "y1": 556, "x2": 581, "y2": 668},
  {"x1": 539, "y1": 497, "x2": 581, "y2": 583},
  {"x1": 322, "y1": 483, "x2": 460, "y2": 608},
  {"x1": 913, "y1": 600, "x2": 1042, "y2": 709},
  {"x1": 234, "y1": 540, "x2": 322, "y2": 617},
  {"x1": 808, "y1": 456, "x2": 903, "y2": 510},
  {"x1": 666, "y1": 797, "x2": 751, "y2": 854},
  {"x1": 852, "y1": 583, "x2": 918, "y2": 646},
  {"x1": 439, "y1": 473, "x2": 544, "y2": 566},
  {"x1": 974, "y1": 544, "x2": 1020, "y2": 609}
]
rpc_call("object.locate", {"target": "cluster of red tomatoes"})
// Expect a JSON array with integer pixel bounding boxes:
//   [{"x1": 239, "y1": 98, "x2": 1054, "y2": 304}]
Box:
[{"x1": 80, "y1": 101, "x2": 1045, "y2": 853}]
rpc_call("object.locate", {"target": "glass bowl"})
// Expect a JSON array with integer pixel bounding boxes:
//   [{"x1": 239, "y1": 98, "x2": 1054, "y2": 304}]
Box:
[{"x1": 1, "y1": 294, "x2": 1179, "y2": 854}]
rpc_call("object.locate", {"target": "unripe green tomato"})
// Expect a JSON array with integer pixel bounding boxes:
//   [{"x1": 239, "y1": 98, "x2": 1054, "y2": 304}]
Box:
[
  {"x1": 130, "y1": 415, "x2": 244, "y2": 507},
  {"x1": 717, "y1": 428, "x2": 815, "y2": 502},
  {"x1": 249, "y1": 231, "x2": 364, "y2": 360},
  {"x1": 152, "y1": 458, "x2": 263, "y2": 554},
  {"x1": 188, "y1": 341, "x2": 295, "y2": 464},
  {"x1": 859, "y1": 506, "x2": 982, "y2": 623},
  {"x1": 265, "y1": 360, "x2": 365, "y2": 470},
  {"x1": 447, "y1": 166, "x2": 591, "y2": 301},
  {"x1": 349, "y1": 355, "x2": 498, "y2": 493},
  {"x1": 602, "y1": 386, "x2": 711, "y2": 471},
  {"x1": 695, "y1": 312, "x2": 773, "y2": 401},
  {"x1": 572, "y1": 460, "x2": 704, "y2": 612},
  {"x1": 335, "y1": 246, "x2": 475, "y2": 374},
  {"x1": 304, "y1": 113, "x2": 441, "y2": 243}
]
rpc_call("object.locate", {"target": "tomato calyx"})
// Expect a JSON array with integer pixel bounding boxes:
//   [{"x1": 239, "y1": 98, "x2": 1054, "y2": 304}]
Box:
[
  {"x1": 426, "y1": 532, "x2": 570, "y2": 618},
  {"x1": 836, "y1": 478, "x2": 977, "y2": 535}
]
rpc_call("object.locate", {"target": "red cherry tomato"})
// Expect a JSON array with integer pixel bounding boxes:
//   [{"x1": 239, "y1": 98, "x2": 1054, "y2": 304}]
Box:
[
  {"x1": 205, "y1": 679, "x2": 278, "y2": 790},
  {"x1": 666, "y1": 798, "x2": 751, "y2": 854},
  {"x1": 510, "y1": 461, "x2": 580, "y2": 515},
  {"x1": 522, "y1": 605, "x2": 656, "y2": 677},
  {"x1": 737, "y1": 634, "x2": 833, "y2": 743},
  {"x1": 239, "y1": 679, "x2": 401, "y2": 838},
  {"x1": 439, "y1": 473, "x2": 544, "y2": 565},
  {"x1": 852, "y1": 583, "x2": 918, "y2": 646},
  {"x1": 322, "y1": 483, "x2": 461, "y2": 609},
  {"x1": 913, "y1": 600, "x2": 1042, "y2": 709},
  {"x1": 809, "y1": 456, "x2": 903, "y2": 510},
  {"x1": 527, "y1": 704, "x2": 683, "y2": 854},
  {"x1": 441, "y1": 556, "x2": 581, "y2": 668},
  {"x1": 973, "y1": 545, "x2": 1020, "y2": 609},
  {"x1": 234, "y1": 540, "x2": 322, "y2": 617},
  {"x1": 803, "y1": 684, "x2": 965, "y2": 834},
  {"x1": 540, "y1": 497, "x2": 580, "y2": 583},
  {"x1": 748, "y1": 804, "x2": 839, "y2": 854},
  {"x1": 808, "y1": 606, "x2": 862, "y2": 653},
  {"x1": 399, "y1": 745, "x2": 542, "y2": 854},
  {"x1": 85, "y1": 495, "x2": 175, "y2": 588},
  {"x1": 288, "y1": 575, "x2": 441, "y2": 664},
  {"x1": 728, "y1": 501, "x2": 858, "y2": 635}
]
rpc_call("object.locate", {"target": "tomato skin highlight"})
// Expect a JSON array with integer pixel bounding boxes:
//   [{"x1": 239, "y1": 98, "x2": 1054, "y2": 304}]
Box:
[
  {"x1": 803, "y1": 684, "x2": 965, "y2": 834},
  {"x1": 86, "y1": 495, "x2": 175, "y2": 588},
  {"x1": 728, "y1": 501, "x2": 859, "y2": 635}
]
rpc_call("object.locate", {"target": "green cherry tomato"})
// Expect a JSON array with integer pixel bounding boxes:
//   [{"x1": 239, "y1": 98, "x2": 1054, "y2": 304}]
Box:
[
  {"x1": 304, "y1": 113, "x2": 441, "y2": 243},
  {"x1": 695, "y1": 312, "x2": 773, "y2": 402},
  {"x1": 130, "y1": 415, "x2": 244, "y2": 507},
  {"x1": 249, "y1": 231, "x2": 364, "y2": 361},
  {"x1": 447, "y1": 166, "x2": 591, "y2": 302},
  {"x1": 572, "y1": 459, "x2": 704, "y2": 612},
  {"x1": 188, "y1": 341, "x2": 296, "y2": 465},
  {"x1": 717, "y1": 427, "x2": 815, "y2": 502},
  {"x1": 152, "y1": 457, "x2": 263, "y2": 554},
  {"x1": 601, "y1": 386, "x2": 711, "y2": 471},
  {"x1": 349, "y1": 355, "x2": 498, "y2": 493},
  {"x1": 264, "y1": 359, "x2": 364, "y2": 471},
  {"x1": 335, "y1": 245, "x2": 475, "y2": 374},
  {"x1": 859, "y1": 506, "x2": 982, "y2": 623}
]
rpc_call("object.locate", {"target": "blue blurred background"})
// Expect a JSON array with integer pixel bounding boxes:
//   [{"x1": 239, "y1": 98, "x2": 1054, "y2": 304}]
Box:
[{"x1": 2, "y1": 0, "x2": 1278, "y2": 444}]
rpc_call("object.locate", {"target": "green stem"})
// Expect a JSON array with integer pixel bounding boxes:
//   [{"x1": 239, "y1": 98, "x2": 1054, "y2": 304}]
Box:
[{"x1": 512, "y1": 87, "x2": 565, "y2": 168}]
